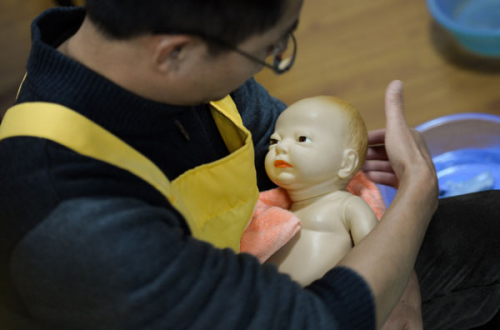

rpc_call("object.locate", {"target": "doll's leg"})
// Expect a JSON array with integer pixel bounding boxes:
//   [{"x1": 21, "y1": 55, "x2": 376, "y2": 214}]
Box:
[{"x1": 415, "y1": 190, "x2": 500, "y2": 330}]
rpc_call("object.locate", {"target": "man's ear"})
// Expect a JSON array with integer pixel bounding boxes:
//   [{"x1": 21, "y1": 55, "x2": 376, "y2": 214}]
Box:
[
  {"x1": 338, "y1": 148, "x2": 359, "y2": 179},
  {"x1": 151, "y1": 35, "x2": 194, "y2": 73}
]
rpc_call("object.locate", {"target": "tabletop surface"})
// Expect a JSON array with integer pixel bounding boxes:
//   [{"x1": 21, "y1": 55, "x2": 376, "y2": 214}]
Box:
[
  {"x1": 256, "y1": 0, "x2": 500, "y2": 131},
  {"x1": 1, "y1": 0, "x2": 499, "y2": 130}
]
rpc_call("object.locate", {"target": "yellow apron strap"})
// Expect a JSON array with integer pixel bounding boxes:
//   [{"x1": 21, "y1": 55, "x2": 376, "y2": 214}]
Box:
[
  {"x1": 1, "y1": 98, "x2": 257, "y2": 252},
  {"x1": 0, "y1": 102, "x2": 173, "y2": 201},
  {"x1": 210, "y1": 96, "x2": 248, "y2": 153},
  {"x1": 210, "y1": 96, "x2": 243, "y2": 126}
]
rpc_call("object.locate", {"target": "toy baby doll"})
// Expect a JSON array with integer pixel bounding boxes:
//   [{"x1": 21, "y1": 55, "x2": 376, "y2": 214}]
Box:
[{"x1": 262, "y1": 96, "x2": 379, "y2": 286}]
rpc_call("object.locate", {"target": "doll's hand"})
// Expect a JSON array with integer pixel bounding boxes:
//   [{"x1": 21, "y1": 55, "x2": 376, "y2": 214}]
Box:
[{"x1": 363, "y1": 81, "x2": 438, "y2": 204}]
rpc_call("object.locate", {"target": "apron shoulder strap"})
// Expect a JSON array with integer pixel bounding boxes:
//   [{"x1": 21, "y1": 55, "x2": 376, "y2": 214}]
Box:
[
  {"x1": 209, "y1": 95, "x2": 251, "y2": 153},
  {"x1": 0, "y1": 102, "x2": 173, "y2": 201},
  {"x1": 210, "y1": 96, "x2": 242, "y2": 126}
]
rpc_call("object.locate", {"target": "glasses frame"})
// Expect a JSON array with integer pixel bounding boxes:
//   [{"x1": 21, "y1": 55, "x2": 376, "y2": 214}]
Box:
[
  {"x1": 153, "y1": 30, "x2": 297, "y2": 75},
  {"x1": 225, "y1": 32, "x2": 297, "y2": 75}
]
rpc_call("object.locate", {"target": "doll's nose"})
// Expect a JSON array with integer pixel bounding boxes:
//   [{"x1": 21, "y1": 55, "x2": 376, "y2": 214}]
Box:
[{"x1": 276, "y1": 142, "x2": 289, "y2": 154}]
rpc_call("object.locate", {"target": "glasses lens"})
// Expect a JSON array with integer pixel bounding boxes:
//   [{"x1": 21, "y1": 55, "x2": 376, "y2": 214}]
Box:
[{"x1": 267, "y1": 33, "x2": 296, "y2": 73}]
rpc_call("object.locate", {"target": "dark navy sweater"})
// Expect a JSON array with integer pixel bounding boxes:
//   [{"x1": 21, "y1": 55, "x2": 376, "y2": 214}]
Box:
[{"x1": 0, "y1": 7, "x2": 375, "y2": 330}]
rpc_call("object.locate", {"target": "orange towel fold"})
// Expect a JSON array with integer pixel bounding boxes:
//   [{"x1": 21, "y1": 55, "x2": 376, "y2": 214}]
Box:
[
  {"x1": 240, "y1": 188, "x2": 301, "y2": 263},
  {"x1": 346, "y1": 171, "x2": 386, "y2": 220},
  {"x1": 240, "y1": 172, "x2": 386, "y2": 262}
]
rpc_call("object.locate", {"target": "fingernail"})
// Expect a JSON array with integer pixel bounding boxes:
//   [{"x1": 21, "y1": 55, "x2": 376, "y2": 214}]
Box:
[{"x1": 389, "y1": 80, "x2": 403, "y2": 92}]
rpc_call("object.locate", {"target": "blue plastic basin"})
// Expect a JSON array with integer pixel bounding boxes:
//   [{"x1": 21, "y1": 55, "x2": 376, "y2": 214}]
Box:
[
  {"x1": 378, "y1": 113, "x2": 500, "y2": 205},
  {"x1": 426, "y1": 0, "x2": 500, "y2": 56}
]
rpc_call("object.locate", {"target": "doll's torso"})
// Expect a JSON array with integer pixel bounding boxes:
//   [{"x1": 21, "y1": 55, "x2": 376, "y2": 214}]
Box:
[{"x1": 266, "y1": 190, "x2": 357, "y2": 286}]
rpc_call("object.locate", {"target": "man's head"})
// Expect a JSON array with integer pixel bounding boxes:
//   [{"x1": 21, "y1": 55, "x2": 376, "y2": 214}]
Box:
[
  {"x1": 265, "y1": 96, "x2": 368, "y2": 191},
  {"x1": 85, "y1": 0, "x2": 285, "y2": 46},
  {"x1": 77, "y1": 0, "x2": 303, "y2": 105}
]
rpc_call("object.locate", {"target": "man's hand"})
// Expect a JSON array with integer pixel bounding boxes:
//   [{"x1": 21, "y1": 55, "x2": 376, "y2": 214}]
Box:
[
  {"x1": 338, "y1": 81, "x2": 437, "y2": 329},
  {"x1": 363, "y1": 80, "x2": 437, "y2": 200}
]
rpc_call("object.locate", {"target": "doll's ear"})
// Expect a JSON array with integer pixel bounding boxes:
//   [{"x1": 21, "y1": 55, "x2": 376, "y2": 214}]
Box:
[{"x1": 338, "y1": 148, "x2": 359, "y2": 179}]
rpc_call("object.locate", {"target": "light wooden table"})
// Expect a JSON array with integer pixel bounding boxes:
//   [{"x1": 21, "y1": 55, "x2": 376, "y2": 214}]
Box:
[{"x1": 256, "y1": 0, "x2": 500, "y2": 131}]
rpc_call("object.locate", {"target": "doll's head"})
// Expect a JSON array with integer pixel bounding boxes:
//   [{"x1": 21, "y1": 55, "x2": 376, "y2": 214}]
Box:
[{"x1": 265, "y1": 96, "x2": 368, "y2": 192}]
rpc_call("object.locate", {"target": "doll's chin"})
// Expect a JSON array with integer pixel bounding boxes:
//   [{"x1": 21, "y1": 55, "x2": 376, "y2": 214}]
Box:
[{"x1": 271, "y1": 172, "x2": 296, "y2": 187}]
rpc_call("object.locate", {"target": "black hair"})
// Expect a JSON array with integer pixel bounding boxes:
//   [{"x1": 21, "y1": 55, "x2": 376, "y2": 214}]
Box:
[{"x1": 84, "y1": 0, "x2": 286, "y2": 47}]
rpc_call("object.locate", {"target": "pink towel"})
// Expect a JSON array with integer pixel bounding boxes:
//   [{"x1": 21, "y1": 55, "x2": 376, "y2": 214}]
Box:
[
  {"x1": 240, "y1": 172, "x2": 386, "y2": 262},
  {"x1": 240, "y1": 188, "x2": 301, "y2": 263},
  {"x1": 346, "y1": 171, "x2": 386, "y2": 220}
]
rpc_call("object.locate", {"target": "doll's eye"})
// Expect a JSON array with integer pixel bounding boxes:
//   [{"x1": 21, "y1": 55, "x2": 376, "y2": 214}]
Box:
[
  {"x1": 270, "y1": 138, "x2": 279, "y2": 145},
  {"x1": 298, "y1": 136, "x2": 311, "y2": 143}
]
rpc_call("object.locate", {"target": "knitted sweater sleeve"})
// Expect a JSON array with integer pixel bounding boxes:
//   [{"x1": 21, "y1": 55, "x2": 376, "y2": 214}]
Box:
[{"x1": 10, "y1": 197, "x2": 375, "y2": 330}]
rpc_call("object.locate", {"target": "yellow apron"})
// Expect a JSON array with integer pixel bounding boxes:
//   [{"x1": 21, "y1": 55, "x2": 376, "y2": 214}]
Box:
[{"x1": 0, "y1": 96, "x2": 259, "y2": 252}]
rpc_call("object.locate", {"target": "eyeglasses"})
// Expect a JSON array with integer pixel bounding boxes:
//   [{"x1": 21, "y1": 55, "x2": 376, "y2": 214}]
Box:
[
  {"x1": 225, "y1": 32, "x2": 297, "y2": 75},
  {"x1": 153, "y1": 30, "x2": 297, "y2": 75}
]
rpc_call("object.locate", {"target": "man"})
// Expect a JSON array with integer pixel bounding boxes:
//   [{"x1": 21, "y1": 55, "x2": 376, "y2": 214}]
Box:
[{"x1": 0, "y1": 1, "x2": 499, "y2": 329}]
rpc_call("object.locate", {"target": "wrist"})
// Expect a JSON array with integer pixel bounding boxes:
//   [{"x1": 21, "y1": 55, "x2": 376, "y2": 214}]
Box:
[{"x1": 396, "y1": 170, "x2": 438, "y2": 215}]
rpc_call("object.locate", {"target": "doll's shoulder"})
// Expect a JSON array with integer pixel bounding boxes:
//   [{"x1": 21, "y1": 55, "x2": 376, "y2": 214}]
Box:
[
  {"x1": 342, "y1": 193, "x2": 378, "y2": 226},
  {"x1": 343, "y1": 193, "x2": 370, "y2": 207},
  {"x1": 324, "y1": 190, "x2": 361, "y2": 208},
  {"x1": 297, "y1": 191, "x2": 353, "y2": 231},
  {"x1": 309, "y1": 191, "x2": 359, "y2": 216}
]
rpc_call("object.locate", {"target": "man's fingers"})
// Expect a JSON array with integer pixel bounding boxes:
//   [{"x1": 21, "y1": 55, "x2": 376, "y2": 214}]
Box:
[
  {"x1": 368, "y1": 129, "x2": 386, "y2": 146},
  {"x1": 385, "y1": 80, "x2": 407, "y2": 130},
  {"x1": 363, "y1": 160, "x2": 394, "y2": 173},
  {"x1": 363, "y1": 171, "x2": 399, "y2": 188},
  {"x1": 366, "y1": 146, "x2": 388, "y2": 161}
]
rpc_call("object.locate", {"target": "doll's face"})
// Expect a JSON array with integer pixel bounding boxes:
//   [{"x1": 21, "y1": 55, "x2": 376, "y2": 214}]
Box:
[{"x1": 265, "y1": 97, "x2": 353, "y2": 190}]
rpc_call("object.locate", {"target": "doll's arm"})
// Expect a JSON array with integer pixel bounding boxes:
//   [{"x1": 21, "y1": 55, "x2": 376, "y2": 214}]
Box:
[{"x1": 344, "y1": 196, "x2": 379, "y2": 245}]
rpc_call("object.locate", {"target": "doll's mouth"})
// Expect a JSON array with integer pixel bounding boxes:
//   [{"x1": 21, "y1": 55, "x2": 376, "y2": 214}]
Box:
[{"x1": 274, "y1": 160, "x2": 292, "y2": 168}]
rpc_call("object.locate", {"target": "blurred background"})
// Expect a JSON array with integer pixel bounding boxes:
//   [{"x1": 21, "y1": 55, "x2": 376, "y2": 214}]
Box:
[{"x1": 1, "y1": 0, "x2": 500, "y2": 131}]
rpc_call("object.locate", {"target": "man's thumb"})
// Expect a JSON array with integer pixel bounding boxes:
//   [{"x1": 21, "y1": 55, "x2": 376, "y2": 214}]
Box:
[{"x1": 384, "y1": 80, "x2": 406, "y2": 129}]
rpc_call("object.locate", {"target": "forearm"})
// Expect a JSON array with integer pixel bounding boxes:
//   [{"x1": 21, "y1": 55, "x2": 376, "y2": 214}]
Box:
[
  {"x1": 338, "y1": 179, "x2": 436, "y2": 329},
  {"x1": 381, "y1": 270, "x2": 423, "y2": 329},
  {"x1": 398, "y1": 271, "x2": 421, "y2": 312},
  {"x1": 11, "y1": 197, "x2": 376, "y2": 329}
]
